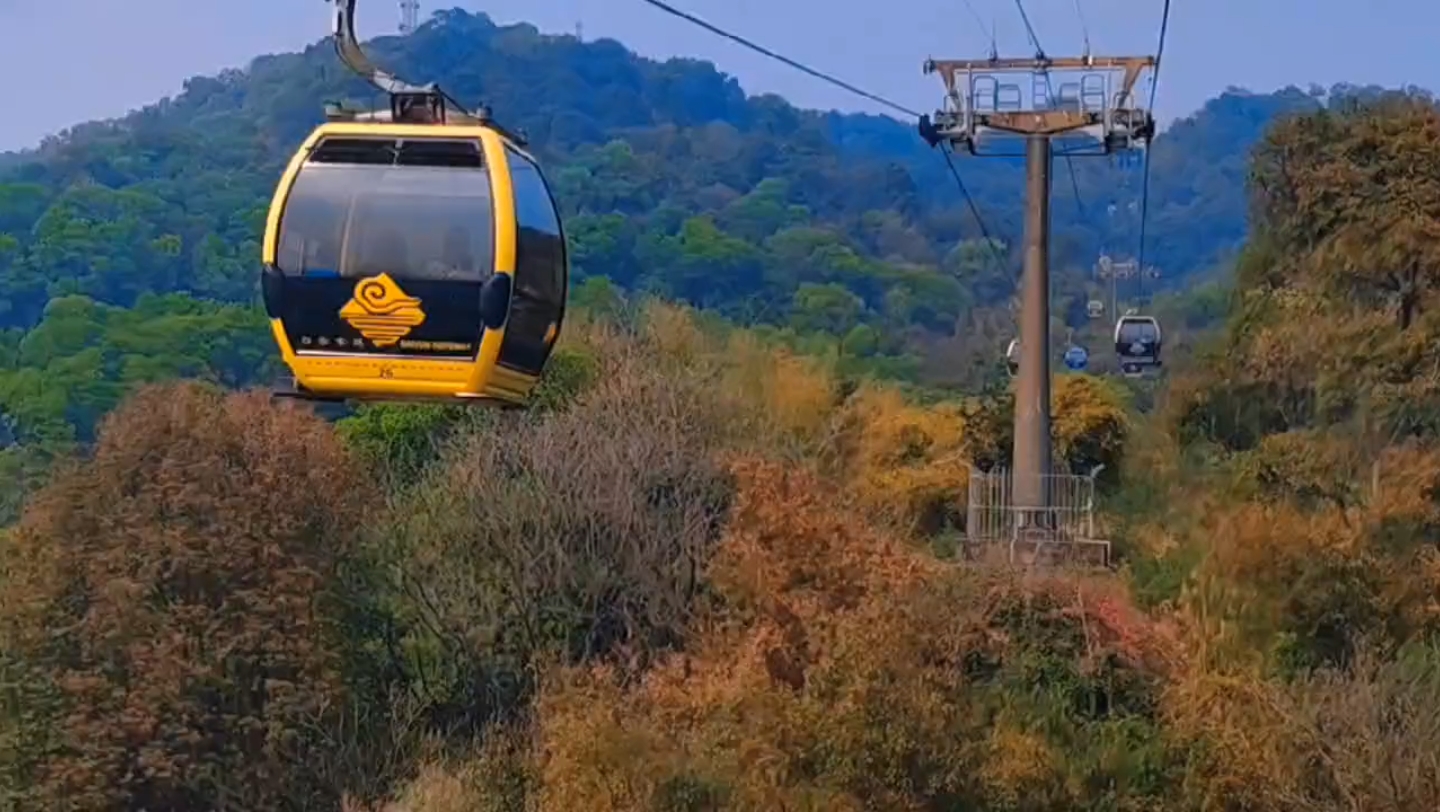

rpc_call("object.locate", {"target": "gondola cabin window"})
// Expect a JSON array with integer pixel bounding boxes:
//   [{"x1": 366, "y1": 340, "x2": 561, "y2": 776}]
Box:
[
  {"x1": 1117, "y1": 319, "x2": 1159, "y2": 346},
  {"x1": 499, "y1": 146, "x2": 567, "y2": 374},
  {"x1": 275, "y1": 137, "x2": 495, "y2": 283}
]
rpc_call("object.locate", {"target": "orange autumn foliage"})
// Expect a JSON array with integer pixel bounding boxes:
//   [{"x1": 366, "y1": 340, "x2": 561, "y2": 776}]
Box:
[
  {"x1": 0, "y1": 383, "x2": 370, "y2": 810},
  {"x1": 531, "y1": 457, "x2": 1183, "y2": 811}
]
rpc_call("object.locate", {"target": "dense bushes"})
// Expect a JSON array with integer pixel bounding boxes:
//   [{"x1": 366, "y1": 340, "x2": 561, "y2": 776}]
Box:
[
  {"x1": 0, "y1": 303, "x2": 1148, "y2": 810},
  {"x1": 0, "y1": 385, "x2": 377, "y2": 808},
  {"x1": 6, "y1": 267, "x2": 1440, "y2": 808},
  {"x1": 527, "y1": 458, "x2": 1182, "y2": 810},
  {"x1": 374, "y1": 320, "x2": 741, "y2": 736}
]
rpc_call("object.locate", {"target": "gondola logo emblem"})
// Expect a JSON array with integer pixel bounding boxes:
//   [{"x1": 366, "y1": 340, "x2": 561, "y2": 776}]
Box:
[{"x1": 339, "y1": 273, "x2": 426, "y2": 347}]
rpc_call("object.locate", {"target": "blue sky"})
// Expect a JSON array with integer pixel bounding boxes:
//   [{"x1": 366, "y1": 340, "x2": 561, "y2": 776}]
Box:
[{"x1": 0, "y1": 0, "x2": 1434, "y2": 151}]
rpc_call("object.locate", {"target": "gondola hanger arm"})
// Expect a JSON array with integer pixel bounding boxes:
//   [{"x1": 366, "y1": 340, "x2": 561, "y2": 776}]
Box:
[{"x1": 327, "y1": 0, "x2": 437, "y2": 95}]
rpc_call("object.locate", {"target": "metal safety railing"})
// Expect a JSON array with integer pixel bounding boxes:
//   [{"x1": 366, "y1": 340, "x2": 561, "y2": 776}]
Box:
[{"x1": 962, "y1": 465, "x2": 1110, "y2": 566}]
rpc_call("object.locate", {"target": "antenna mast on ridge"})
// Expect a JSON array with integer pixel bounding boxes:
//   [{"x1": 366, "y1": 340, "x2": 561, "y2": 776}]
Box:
[{"x1": 399, "y1": 0, "x2": 419, "y2": 34}]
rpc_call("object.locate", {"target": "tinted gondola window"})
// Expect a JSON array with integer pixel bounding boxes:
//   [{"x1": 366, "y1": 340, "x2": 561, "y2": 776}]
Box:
[
  {"x1": 1118, "y1": 321, "x2": 1159, "y2": 343},
  {"x1": 275, "y1": 137, "x2": 494, "y2": 282},
  {"x1": 500, "y1": 147, "x2": 567, "y2": 373},
  {"x1": 508, "y1": 152, "x2": 565, "y2": 306}
]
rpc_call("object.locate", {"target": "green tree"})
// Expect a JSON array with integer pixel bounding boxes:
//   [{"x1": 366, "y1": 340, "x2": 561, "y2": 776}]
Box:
[{"x1": 790, "y1": 282, "x2": 865, "y2": 334}]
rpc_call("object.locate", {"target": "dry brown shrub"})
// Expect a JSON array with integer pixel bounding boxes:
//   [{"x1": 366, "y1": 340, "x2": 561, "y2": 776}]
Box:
[
  {"x1": 531, "y1": 457, "x2": 1182, "y2": 810},
  {"x1": 1282, "y1": 642, "x2": 1440, "y2": 809},
  {"x1": 1205, "y1": 502, "x2": 1361, "y2": 592},
  {"x1": 1162, "y1": 453, "x2": 1440, "y2": 808},
  {"x1": 357, "y1": 724, "x2": 537, "y2": 812},
  {"x1": 1163, "y1": 667, "x2": 1308, "y2": 809},
  {"x1": 1238, "y1": 429, "x2": 1367, "y2": 510},
  {"x1": 572, "y1": 301, "x2": 844, "y2": 461},
  {"x1": 380, "y1": 325, "x2": 739, "y2": 730},
  {"x1": 534, "y1": 457, "x2": 940, "y2": 810},
  {"x1": 0, "y1": 382, "x2": 370, "y2": 810},
  {"x1": 706, "y1": 455, "x2": 937, "y2": 617},
  {"x1": 1144, "y1": 94, "x2": 1440, "y2": 809},
  {"x1": 638, "y1": 300, "x2": 711, "y2": 367},
  {"x1": 1154, "y1": 432, "x2": 1440, "y2": 809},
  {"x1": 1349, "y1": 443, "x2": 1440, "y2": 639},
  {"x1": 1165, "y1": 611, "x2": 1440, "y2": 812},
  {"x1": 1178, "y1": 436, "x2": 1440, "y2": 672},
  {"x1": 576, "y1": 304, "x2": 1130, "y2": 542},
  {"x1": 1160, "y1": 561, "x2": 1306, "y2": 808}
]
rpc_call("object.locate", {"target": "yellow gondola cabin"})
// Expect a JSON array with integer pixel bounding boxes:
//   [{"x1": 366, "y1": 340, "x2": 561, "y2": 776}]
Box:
[{"x1": 261, "y1": 0, "x2": 567, "y2": 405}]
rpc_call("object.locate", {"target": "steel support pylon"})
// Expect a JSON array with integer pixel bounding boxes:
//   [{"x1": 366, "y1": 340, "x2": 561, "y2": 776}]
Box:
[
  {"x1": 920, "y1": 51, "x2": 1157, "y2": 542},
  {"x1": 1012, "y1": 134, "x2": 1053, "y2": 528}
]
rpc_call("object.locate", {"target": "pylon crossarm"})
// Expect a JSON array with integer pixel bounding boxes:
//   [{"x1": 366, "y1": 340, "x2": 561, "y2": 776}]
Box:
[
  {"x1": 922, "y1": 53, "x2": 1157, "y2": 148},
  {"x1": 924, "y1": 56, "x2": 1155, "y2": 90},
  {"x1": 978, "y1": 110, "x2": 1103, "y2": 136}
]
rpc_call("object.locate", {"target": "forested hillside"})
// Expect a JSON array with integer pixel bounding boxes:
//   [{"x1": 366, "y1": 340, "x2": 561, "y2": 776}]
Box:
[
  {"x1": 0, "y1": 10, "x2": 1326, "y2": 327},
  {"x1": 3, "y1": 6, "x2": 1440, "y2": 809},
  {"x1": 0, "y1": 10, "x2": 1350, "y2": 516}
]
